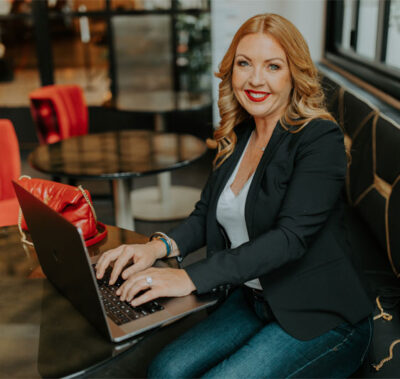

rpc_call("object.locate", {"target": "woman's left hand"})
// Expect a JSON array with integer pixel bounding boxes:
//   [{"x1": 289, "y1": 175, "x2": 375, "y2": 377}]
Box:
[{"x1": 116, "y1": 267, "x2": 196, "y2": 307}]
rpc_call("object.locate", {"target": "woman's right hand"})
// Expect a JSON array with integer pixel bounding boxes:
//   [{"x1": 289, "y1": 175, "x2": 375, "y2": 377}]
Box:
[{"x1": 95, "y1": 240, "x2": 166, "y2": 285}]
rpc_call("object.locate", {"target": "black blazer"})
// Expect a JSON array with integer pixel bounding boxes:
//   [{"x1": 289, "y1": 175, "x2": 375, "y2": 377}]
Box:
[{"x1": 169, "y1": 118, "x2": 373, "y2": 340}]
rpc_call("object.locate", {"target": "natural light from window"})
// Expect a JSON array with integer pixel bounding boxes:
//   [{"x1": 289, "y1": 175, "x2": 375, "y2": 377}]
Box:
[
  {"x1": 356, "y1": 0, "x2": 380, "y2": 60},
  {"x1": 386, "y1": 0, "x2": 400, "y2": 69}
]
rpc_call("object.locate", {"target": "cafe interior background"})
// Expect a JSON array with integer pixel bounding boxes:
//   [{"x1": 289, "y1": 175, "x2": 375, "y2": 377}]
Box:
[
  {"x1": 1, "y1": 1, "x2": 400, "y2": 377},
  {"x1": 0, "y1": 0, "x2": 399, "y2": 266}
]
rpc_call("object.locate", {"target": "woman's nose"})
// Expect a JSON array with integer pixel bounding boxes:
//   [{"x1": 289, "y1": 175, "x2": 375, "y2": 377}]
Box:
[{"x1": 249, "y1": 67, "x2": 265, "y2": 87}]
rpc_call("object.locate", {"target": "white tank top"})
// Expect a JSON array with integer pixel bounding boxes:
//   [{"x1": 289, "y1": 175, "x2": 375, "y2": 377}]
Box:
[{"x1": 216, "y1": 133, "x2": 262, "y2": 290}]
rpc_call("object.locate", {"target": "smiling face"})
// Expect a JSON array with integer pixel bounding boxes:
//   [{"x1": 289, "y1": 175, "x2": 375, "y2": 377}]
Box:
[{"x1": 232, "y1": 33, "x2": 293, "y2": 124}]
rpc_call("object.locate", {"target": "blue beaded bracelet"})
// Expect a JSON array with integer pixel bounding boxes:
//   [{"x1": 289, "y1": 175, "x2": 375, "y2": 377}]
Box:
[
  {"x1": 150, "y1": 232, "x2": 172, "y2": 258},
  {"x1": 157, "y1": 237, "x2": 171, "y2": 257}
]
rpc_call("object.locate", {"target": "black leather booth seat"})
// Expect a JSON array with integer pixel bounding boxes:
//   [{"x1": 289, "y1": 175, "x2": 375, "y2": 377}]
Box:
[{"x1": 319, "y1": 64, "x2": 400, "y2": 378}]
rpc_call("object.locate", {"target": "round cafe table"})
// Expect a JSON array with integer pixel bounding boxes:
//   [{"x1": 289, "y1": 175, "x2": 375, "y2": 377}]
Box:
[
  {"x1": 112, "y1": 90, "x2": 212, "y2": 224},
  {"x1": 28, "y1": 130, "x2": 208, "y2": 230}
]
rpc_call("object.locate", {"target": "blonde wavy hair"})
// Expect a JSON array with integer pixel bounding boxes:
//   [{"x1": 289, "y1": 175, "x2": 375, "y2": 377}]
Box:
[{"x1": 210, "y1": 13, "x2": 334, "y2": 168}]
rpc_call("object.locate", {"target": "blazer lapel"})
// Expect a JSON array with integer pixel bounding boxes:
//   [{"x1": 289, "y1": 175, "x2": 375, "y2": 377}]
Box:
[
  {"x1": 208, "y1": 121, "x2": 254, "y2": 220},
  {"x1": 207, "y1": 119, "x2": 288, "y2": 242},
  {"x1": 245, "y1": 121, "x2": 288, "y2": 237}
]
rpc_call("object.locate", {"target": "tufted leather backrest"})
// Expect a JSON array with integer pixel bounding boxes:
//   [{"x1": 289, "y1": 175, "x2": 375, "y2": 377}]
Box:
[{"x1": 321, "y1": 74, "x2": 400, "y2": 278}]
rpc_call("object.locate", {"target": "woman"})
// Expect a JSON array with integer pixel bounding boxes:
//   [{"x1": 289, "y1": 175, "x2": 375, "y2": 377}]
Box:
[{"x1": 96, "y1": 14, "x2": 373, "y2": 377}]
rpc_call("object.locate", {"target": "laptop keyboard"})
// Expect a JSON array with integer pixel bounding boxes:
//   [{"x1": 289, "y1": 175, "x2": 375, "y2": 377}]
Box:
[{"x1": 94, "y1": 265, "x2": 164, "y2": 325}]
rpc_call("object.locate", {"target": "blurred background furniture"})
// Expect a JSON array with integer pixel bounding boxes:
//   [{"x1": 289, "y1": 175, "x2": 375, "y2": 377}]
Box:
[
  {"x1": 320, "y1": 64, "x2": 400, "y2": 378},
  {"x1": 29, "y1": 84, "x2": 88, "y2": 144},
  {"x1": 0, "y1": 0, "x2": 213, "y2": 150},
  {"x1": 28, "y1": 130, "x2": 207, "y2": 230},
  {"x1": 111, "y1": 10, "x2": 212, "y2": 222},
  {"x1": 0, "y1": 119, "x2": 20, "y2": 226}
]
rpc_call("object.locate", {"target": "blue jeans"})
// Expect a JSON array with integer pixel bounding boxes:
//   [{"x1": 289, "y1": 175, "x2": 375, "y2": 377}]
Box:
[{"x1": 148, "y1": 287, "x2": 372, "y2": 378}]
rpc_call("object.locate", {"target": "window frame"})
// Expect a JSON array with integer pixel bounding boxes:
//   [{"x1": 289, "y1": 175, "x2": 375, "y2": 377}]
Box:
[{"x1": 325, "y1": 0, "x2": 400, "y2": 100}]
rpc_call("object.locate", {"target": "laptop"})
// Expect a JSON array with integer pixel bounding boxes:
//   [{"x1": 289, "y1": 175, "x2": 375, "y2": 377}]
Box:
[{"x1": 13, "y1": 181, "x2": 218, "y2": 343}]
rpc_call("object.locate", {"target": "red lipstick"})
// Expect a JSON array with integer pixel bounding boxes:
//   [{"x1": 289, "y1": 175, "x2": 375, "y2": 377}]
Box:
[{"x1": 244, "y1": 90, "x2": 270, "y2": 102}]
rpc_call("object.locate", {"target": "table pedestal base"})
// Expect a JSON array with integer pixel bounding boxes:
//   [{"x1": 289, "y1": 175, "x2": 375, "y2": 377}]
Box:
[
  {"x1": 131, "y1": 185, "x2": 200, "y2": 221},
  {"x1": 113, "y1": 179, "x2": 134, "y2": 230}
]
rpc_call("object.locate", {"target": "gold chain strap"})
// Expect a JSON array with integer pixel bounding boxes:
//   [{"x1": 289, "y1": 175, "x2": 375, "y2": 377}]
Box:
[
  {"x1": 17, "y1": 175, "x2": 34, "y2": 246},
  {"x1": 18, "y1": 207, "x2": 33, "y2": 246},
  {"x1": 373, "y1": 339, "x2": 400, "y2": 371},
  {"x1": 373, "y1": 296, "x2": 393, "y2": 321},
  {"x1": 371, "y1": 295, "x2": 400, "y2": 371},
  {"x1": 77, "y1": 185, "x2": 97, "y2": 222},
  {"x1": 19, "y1": 175, "x2": 32, "y2": 180}
]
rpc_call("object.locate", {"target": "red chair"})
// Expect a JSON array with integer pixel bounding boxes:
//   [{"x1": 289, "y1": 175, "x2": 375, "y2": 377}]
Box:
[
  {"x1": 29, "y1": 84, "x2": 88, "y2": 144},
  {"x1": 0, "y1": 119, "x2": 21, "y2": 226}
]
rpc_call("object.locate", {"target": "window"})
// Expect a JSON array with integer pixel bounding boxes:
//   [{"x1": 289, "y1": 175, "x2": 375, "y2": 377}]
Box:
[
  {"x1": 386, "y1": 0, "x2": 400, "y2": 69},
  {"x1": 325, "y1": 0, "x2": 400, "y2": 100}
]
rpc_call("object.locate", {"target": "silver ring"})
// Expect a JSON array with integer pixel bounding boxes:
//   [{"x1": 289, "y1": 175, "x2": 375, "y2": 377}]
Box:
[{"x1": 146, "y1": 276, "x2": 153, "y2": 285}]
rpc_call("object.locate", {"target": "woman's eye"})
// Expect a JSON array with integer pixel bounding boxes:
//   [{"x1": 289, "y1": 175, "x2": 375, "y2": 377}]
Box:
[
  {"x1": 269, "y1": 64, "x2": 280, "y2": 71},
  {"x1": 237, "y1": 60, "x2": 249, "y2": 67}
]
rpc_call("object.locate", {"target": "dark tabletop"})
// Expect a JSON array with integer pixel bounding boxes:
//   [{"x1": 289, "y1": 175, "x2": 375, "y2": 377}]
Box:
[
  {"x1": 0, "y1": 224, "x2": 149, "y2": 279},
  {"x1": 28, "y1": 130, "x2": 208, "y2": 180},
  {"x1": 0, "y1": 277, "x2": 207, "y2": 378}
]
